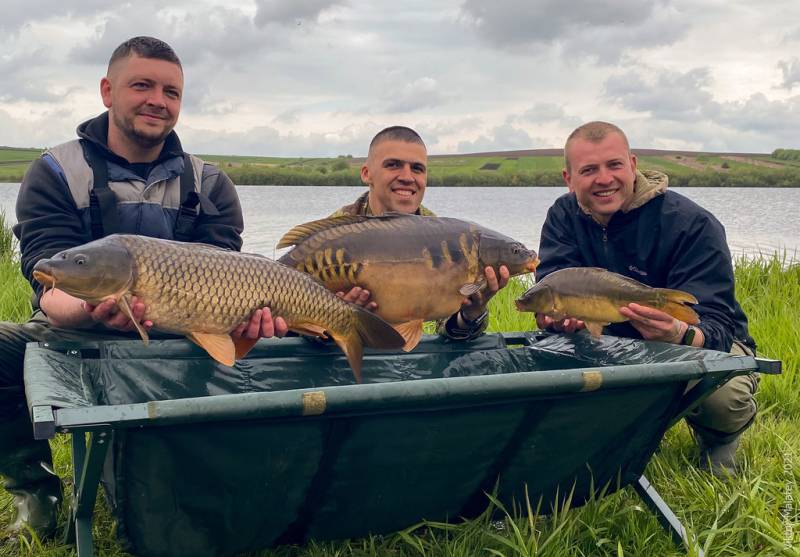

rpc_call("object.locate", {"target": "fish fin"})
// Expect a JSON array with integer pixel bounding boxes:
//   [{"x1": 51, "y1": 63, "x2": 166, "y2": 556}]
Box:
[
  {"x1": 330, "y1": 333, "x2": 364, "y2": 384},
  {"x1": 233, "y1": 336, "x2": 259, "y2": 360},
  {"x1": 276, "y1": 215, "x2": 369, "y2": 248},
  {"x1": 656, "y1": 287, "x2": 699, "y2": 306},
  {"x1": 117, "y1": 297, "x2": 149, "y2": 345},
  {"x1": 393, "y1": 319, "x2": 425, "y2": 352},
  {"x1": 584, "y1": 321, "x2": 605, "y2": 337},
  {"x1": 288, "y1": 323, "x2": 329, "y2": 338},
  {"x1": 459, "y1": 278, "x2": 486, "y2": 297},
  {"x1": 661, "y1": 300, "x2": 701, "y2": 325},
  {"x1": 328, "y1": 306, "x2": 405, "y2": 383},
  {"x1": 187, "y1": 332, "x2": 236, "y2": 366}
]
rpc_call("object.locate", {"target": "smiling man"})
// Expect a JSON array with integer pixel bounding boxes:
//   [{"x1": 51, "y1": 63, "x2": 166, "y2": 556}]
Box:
[
  {"x1": 535, "y1": 121, "x2": 758, "y2": 476},
  {"x1": 1, "y1": 37, "x2": 286, "y2": 541},
  {"x1": 328, "y1": 126, "x2": 508, "y2": 340}
]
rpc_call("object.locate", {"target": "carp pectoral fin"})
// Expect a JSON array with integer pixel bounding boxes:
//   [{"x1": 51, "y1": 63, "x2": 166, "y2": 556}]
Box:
[
  {"x1": 661, "y1": 300, "x2": 701, "y2": 325},
  {"x1": 585, "y1": 322, "x2": 605, "y2": 337},
  {"x1": 118, "y1": 297, "x2": 149, "y2": 345},
  {"x1": 459, "y1": 279, "x2": 486, "y2": 297},
  {"x1": 394, "y1": 320, "x2": 424, "y2": 352},
  {"x1": 187, "y1": 332, "x2": 236, "y2": 366},
  {"x1": 233, "y1": 337, "x2": 259, "y2": 360},
  {"x1": 288, "y1": 323, "x2": 328, "y2": 338}
]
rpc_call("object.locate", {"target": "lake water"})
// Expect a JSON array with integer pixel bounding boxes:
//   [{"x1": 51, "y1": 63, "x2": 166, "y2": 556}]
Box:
[{"x1": 2, "y1": 183, "x2": 797, "y2": 260}]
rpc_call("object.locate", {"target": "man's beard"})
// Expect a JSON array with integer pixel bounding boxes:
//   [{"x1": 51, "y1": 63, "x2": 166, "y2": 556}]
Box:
[{"x1": 114, "y1": 111, "x2": 172, "y2": 149}]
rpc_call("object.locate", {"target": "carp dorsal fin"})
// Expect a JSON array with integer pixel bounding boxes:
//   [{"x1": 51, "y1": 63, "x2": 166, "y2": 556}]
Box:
[
  {"x1": 584, "y1": 322, "x2": 605, "y2": 337},
  {"x1": 459, "y1": 278, "x2": 487, "y2": 297},
  {"x1": 394, "y1": 319, "x2": 424, "y2": 352},
  {"x1": 187, "y1": 332, "x2": 236, "y2": 366},
  {"x1": 117, "y1": 296, "x2": 150, "y2": 345},
  {"x1": 277, "y1": 215, "x2": 369, "y2": 248}
]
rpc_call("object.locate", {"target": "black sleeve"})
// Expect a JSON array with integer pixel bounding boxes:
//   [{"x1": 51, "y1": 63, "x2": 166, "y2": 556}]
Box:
[
  {"x1": 664, "y1": 213, "x2": 737, "y2": 352},
  {"x1": 536, "y1": 199, "x2": 585, "y2": 280},
  {"x1": 13, "y1": 156, "x2": 91, "y2": 302},
  {"x1": 193, "y1": 166, "x2": 244, "y2": 251}
]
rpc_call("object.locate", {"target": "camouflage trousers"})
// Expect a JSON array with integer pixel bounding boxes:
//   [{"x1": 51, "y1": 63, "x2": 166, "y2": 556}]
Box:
[{"x1": 686, "y1": 340, "x2": 760, "y2": 443}]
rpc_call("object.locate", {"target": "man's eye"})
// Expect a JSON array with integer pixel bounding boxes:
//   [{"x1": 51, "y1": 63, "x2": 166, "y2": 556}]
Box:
[
  {"x1": 412, "y1": 165, "x2": 426, "y2": 173},
  {"x1": 165, "y1": 89, "x2": 180, "y2": 100},
  {"x1": 385, "y1": 161, "x2": 399, "y2": 168}
]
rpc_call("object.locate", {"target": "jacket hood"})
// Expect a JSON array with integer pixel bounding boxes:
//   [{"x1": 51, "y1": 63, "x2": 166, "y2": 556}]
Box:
[{"x1": 76, "y1": 111, "x2": 184, "y2": 165}]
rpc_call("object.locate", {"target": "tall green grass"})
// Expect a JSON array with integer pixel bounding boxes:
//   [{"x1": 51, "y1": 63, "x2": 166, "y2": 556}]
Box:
[{"x1": 0, "y1": 246, "x2": 798, "y2": 556}]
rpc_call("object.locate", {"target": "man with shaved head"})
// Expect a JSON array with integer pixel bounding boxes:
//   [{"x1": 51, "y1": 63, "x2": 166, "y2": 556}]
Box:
[
  {"x1": 535, "y1": 121, "x2": 758, "y2": 476},
  {"x1": 1, "y1": 36, "x2": 286, "y2": 540},
  {"x1": 328, "y1": 125, "x2": 509, "y2": 340}
]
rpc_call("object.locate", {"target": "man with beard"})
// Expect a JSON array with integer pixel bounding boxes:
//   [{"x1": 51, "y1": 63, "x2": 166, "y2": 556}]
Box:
[
  {"x1": 535, "y1": 121, "x2": 758, "y2": 477},
  {"x1": 1, "y1": 36, "x2": 286, "y2": 541},
  {"x1": 329, "y1": 126, "x2": 509, "y2": 340}
]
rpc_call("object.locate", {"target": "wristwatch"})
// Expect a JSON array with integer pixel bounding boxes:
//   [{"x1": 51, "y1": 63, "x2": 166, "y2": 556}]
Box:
[{"x1": 681, "y1": 325, "x2": 697, "y2": 346}]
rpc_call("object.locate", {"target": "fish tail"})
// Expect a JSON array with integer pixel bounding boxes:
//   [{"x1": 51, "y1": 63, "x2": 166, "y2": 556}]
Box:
[
  {"x1": 658, "y1": 288, "x2": 701, "y2": 325},
  {"x1": 330, "y1": 306, "x2": 405, "y2": 383}
]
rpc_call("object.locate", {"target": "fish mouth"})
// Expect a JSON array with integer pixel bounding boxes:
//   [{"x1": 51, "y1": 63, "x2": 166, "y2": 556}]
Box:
[
  {"x1": 514, "y1": 299, "x2": 527, "y2": 312},
  {"x1": 32, "y1": 270, "x2": 55, "y2": 287},
  {"x1": 525, "y1": 257, "x2": 540, "y2": 272}
]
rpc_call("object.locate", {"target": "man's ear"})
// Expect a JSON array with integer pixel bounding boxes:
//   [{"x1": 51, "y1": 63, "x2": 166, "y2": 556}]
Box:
[
  {"x1": 562, "y1": 168, "x2": 574, "y2": 192},
  {"x1": 630, "y1": 153, "x2": 638, "y2": 174},
  {"x1": 360, "y1": 164, "x2": 370, "y2": 185},
  {"x1": 100, "y1": 77, "x2": 113, "y2": 109}
]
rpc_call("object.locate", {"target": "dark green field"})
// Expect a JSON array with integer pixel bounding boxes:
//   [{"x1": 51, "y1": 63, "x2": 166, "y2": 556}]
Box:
[{"x1": 2, "y1": 146, "x2": 799, "y2": 187}]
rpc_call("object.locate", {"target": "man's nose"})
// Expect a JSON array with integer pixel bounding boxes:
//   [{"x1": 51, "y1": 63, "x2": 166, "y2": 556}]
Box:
[
  {"x1": 595, "y1": 167, "x2": 614, "y2": 185},
  {"x1": 398, "y1": 163, "x2": 414, "y2": 181},
  {"x1": 147, "y1": 87, "x2": 167, "y2": 107}
]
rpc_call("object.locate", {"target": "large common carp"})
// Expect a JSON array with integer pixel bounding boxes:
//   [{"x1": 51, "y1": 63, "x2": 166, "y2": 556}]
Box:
[
  {"x1": 32, "y1": 234, "x2": 405, "y2": 382},
  {"x1": 277, "y1": 213, "x2": 539, "y2": 350},
  {"x1": 515, "y1": 267, "x2": 700, "y2": 337}
]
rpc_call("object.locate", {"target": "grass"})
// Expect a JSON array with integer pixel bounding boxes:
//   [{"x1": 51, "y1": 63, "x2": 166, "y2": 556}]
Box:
[
  {"x1": 3, "y1": 147, "x2": 800, "y2": 187},
  {"x1": 0, "y1": 230, "x2": 798, "y2": 555}
]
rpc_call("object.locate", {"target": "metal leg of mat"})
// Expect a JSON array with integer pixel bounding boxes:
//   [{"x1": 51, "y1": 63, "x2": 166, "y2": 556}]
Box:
[
  {"x1": 634, "y1": 475, "x2": 704, "y2": 556},
  {"x1": 64, "y1": 428, "x2": 111, "y2": 557}
]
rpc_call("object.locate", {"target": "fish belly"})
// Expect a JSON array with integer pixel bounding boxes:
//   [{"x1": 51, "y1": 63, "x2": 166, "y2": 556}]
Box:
[
  {"x1": 559, "y1": 295, "x2": 627, "y2": 323},
  {"x1": 357, "y1": 262, "x2": 468, "y2": 323}
]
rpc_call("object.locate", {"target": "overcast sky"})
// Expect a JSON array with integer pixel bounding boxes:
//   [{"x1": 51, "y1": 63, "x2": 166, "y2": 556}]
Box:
[{"x1": 1, "y1": 0, "x2": 799, "y2": 156}]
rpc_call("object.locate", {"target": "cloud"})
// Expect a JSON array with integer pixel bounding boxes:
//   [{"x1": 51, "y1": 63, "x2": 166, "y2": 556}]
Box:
[
  {"x1": 254, "y1": 0, "x2": 347, "y2": 26},
  {"x1": 0, "y1": 0, "x2": 110, "y2": 33},
  {"x1": 459, "y1": 0, "x2": 687, "y2": 63},
  {"x1": 384, "y1": 77, "x2": 449, "y2": 113},
  {"x1": 604, "y1": 67, "x2": 714, "y2": 121},
  {"x1": 778, "y1": 58, "x2": 800, "y2": 90}
]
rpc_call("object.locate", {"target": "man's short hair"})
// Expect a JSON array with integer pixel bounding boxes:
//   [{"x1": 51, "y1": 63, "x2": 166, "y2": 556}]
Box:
[
  {"x1": 108, "y1": 36, "x2": 182, "y2": 72},
  {"x1": 564, "y1": 121, "x2": 630, "y2": 170},
  {"x1": 368, "y1": 126, "x2": 426, "y2": 154}
]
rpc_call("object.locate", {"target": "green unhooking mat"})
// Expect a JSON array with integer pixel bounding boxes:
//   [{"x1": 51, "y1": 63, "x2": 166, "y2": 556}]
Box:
[{"x1": 23, "y1": 332, "x2": 765, "y2": 556}]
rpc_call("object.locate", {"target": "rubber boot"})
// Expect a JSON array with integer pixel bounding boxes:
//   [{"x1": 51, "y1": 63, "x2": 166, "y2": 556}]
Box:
[
  {"x1": 691, "y1": 426, "x2": 741, "y2": 478},
  {"x1": 0, "y1": 413, "x2": 62, "y2": 541}
]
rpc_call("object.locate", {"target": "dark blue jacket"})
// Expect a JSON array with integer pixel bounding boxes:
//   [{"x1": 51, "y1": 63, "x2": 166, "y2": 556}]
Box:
[{"x1": 536, "y1": 174, "x2": 755, "y2": 353}]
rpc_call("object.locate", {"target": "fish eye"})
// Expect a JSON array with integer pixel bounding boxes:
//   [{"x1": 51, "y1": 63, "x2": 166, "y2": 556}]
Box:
[{"x1": 74, "y1": 255, "x2": 87, "y2": 265}]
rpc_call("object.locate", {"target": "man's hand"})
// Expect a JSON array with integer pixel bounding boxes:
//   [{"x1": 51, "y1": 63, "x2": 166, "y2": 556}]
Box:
[
  {"x1": 231, "y1": 307, "x2": 289, "y2": 340},
  {"x1": 83, "y1": 297, "x2": 153, "y2": 333},
  {"x1": 460, "y1": 265, "x2": 509, "y2": 322},
  {"x1": 336, "y1": 286, "x2": 378, "y2": 312},
  {"x1": 619, "y1": 303, "x2": 686, "y2": 343},
  {"x1": 535, "y1": 314, "x2": 586, "y2": 333}
]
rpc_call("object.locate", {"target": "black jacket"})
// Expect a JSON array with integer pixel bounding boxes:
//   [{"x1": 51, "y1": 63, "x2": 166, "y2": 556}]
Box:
[
  {"x1": 536, "y1": 173, "x2": 755, "y2": 353},
  {"x1": 14, "y1": 112, "x2": 244, "y2": 304}
]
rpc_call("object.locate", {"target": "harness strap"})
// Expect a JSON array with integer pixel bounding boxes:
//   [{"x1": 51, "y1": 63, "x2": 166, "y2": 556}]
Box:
[
  {"x1": 83, "y1": 141, "x2": 119, "y2": 240},
  {"x1": 173, "y1": 155, "x2": 199, "y2": 242}
]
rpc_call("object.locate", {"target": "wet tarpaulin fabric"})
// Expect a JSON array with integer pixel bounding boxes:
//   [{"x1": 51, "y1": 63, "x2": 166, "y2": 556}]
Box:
[{"x1": 24, "y1": 333, "x2": 754, "y2": 557}]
